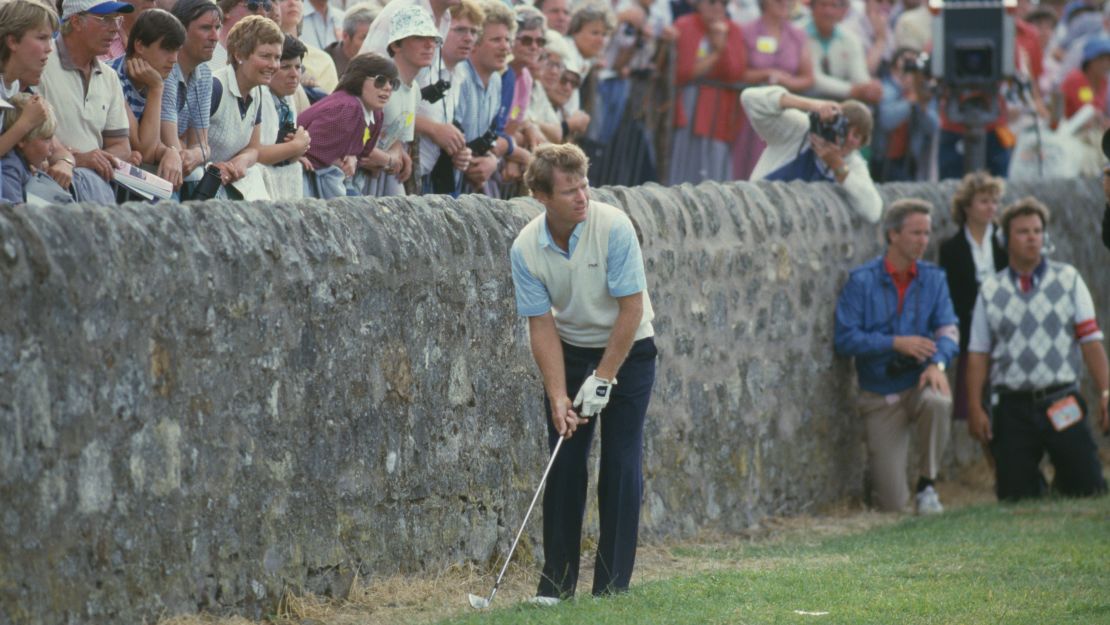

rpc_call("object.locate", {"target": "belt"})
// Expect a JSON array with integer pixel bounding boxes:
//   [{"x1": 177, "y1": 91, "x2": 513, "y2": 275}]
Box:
[{"x1": 994, "y1": 382, "x2": 1077, "y2": 403}]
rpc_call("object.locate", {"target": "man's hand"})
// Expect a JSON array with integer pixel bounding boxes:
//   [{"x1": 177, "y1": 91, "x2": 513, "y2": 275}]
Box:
[
  {"x1": 893, "y1": 335, "x2": 937, "y2": 361},
  {"x1": 427, "y1": 121, "x2": 466, "y2": 155},
  {"x1": 395, "y1": 150, "x2": 412, "y2": 182},
  {"x1": 126, "y1": 57, "x2": 164, "y2": 92},
  {"x1": 918, "y1": 363, "x2": 950, "y2": 395},
  {"x1": 573, "y1": 372, "x2": 615, "y2": 418},
  {"x1": 181, "y1": 146, "x2": 205, "y2": 174},
  {"x1": 74, "y1": 149, "x2": 119, "y2": 180},
  {"x1": 566, "y1": 111, "x2": 590, "y2": 135},
  {"x1": 157, "y1": 148, "x2": 184, "y2": 190},
  {"x1": 451, "y1": 146, "x2": 472, "y2": 172},
  {"x1": 968, "y1": 404, "x2": 992, "y2": 443},
  {"x1": 550, "y1": 395, "x2": 584, "y2": 439},
  {"x1": 465, "y1": 154, "x2": 498, "y2": 187},
  {"x1": 810, "y1": 134, "x2": 844, "y2": 172}
]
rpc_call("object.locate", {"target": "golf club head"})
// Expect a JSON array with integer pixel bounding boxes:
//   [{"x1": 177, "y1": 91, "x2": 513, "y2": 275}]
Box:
[{"x1": 468, "y1": 593, "x2": 491, "y2": 610}]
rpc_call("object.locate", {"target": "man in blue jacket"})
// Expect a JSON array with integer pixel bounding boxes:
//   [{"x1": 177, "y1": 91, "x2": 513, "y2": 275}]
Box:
[{"x1": 835, "y1": 198, "x2": 959, "y2": 514}]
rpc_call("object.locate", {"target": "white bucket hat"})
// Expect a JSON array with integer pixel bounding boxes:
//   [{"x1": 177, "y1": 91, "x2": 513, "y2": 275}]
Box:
[{"x1": 388, "y1": 5, "x2": 443, "y2": 48}]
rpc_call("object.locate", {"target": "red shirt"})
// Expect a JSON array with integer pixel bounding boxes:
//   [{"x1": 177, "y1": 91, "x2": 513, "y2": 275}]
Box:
[
  {"x1": 673, "y1": 14, "x2": 747, "y2": 143},
  {"x1": 1060, "y1": 68, "x2": 1107, "y2": 120},
  {"x1": 884, "y1": 257, "x2": 918, "y2": 313}
]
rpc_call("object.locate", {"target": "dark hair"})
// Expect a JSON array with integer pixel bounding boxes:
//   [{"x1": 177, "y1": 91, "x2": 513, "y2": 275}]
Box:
[
  {"x1": 1000, "y1": 196, "x2": 1050, "y2": 242},
  {"x1": 336, "y1": 52, "x2": 398, "y2": 95},
  {"x1": 171, "y1": 0, "x2": 223, "y2": 28},
  {"x1": 127, "y1": 9, "x2": 187, "y2": 57},
  {"x1": 281, "y1": 33, "x2": 307, "y2": 61}
]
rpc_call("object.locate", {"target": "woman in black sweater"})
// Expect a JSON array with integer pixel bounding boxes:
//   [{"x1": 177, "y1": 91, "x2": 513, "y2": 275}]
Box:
[{"x1": 939, "y1": 171, "x2": 1008, "y2": 421}]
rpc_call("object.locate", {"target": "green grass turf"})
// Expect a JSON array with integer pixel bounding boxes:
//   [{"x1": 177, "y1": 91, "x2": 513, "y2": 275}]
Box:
[{"x1": 438, "y1": 497, "x2": 1110, "y2": 625}]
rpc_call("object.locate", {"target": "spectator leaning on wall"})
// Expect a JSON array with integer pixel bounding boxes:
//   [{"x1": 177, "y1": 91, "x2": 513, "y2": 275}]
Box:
[
  {"x1": 965, "y1": 197, "x2": 1110, "y2": 501},
  {"x1": 741, "y1": 84, "x2": 881, "y2": 223},
  {"x1": 510, "y1": 143, "x2": 657, "y2": 603},
  {"x1": 834, "y1": 199, "x2": 959, "y2": 515}
]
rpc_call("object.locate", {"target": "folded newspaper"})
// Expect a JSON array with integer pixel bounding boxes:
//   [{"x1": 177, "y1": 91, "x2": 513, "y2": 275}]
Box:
[{"x1": 113, "y1": 161, "x2": 173, "y2": 200}]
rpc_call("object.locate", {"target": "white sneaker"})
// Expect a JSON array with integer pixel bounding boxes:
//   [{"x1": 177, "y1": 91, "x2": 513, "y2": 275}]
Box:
[
  {"x1": 915, "y1": 485, "x2": 944, "y2": 515},
  {"x1": 527, "y1": 596, "x2": 560, "y2": 607}
]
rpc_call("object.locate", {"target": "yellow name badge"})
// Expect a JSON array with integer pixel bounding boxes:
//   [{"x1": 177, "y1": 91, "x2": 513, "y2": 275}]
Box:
[
  {"x1": 756, "y1": 36, "x2": 778, "y2": 55},
  {"x1": 1046, "y1": 395, "x2": 1083, "y2": 432},
  {"x1": 363, "y1": 127, "x2": 371, "y2": 146},
  {"x1": 1078, "y1": 86, "x2": 1094, "y2": 103},
  {"x1": 405, "y1": 112, "x2": 415, "y2": 127},
  {"x1": 697, "y1": 39, "x2": 710, "y2": 59},
  {"x1": 510, "y1": 105, "x2": 521, "y2": 120}
]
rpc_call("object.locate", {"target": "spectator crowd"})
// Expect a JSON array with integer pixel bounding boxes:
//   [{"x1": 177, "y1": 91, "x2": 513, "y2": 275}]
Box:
[{"x1": 4, "y1": 0, "x2": 1108, "y2": 205}]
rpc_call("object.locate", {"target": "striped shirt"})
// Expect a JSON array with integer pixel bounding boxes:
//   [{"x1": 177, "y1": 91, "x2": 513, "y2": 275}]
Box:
[
  {"x1": 161, "y1": 62, "x2": 213, "y2": 134},
  {"x1": 109, "y1": 55, "x2": 149, "y2": 122}
]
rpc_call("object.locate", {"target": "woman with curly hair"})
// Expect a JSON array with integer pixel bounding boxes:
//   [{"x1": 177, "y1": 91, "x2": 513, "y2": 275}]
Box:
[{"x1": 939, "y1": 171, "x2": 1008, "y2": 421}]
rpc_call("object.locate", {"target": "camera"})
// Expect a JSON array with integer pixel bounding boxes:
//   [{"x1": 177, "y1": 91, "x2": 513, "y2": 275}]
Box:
[
  {"x1": 808, "y1": 111, "x2": 848, "y2": 143},
  {"x1": 886, "y1": 354, "x2": 924, "y2": 378},
  {"x1": 192, "y1": 164, "x2": 223, "y2": 201},
  {"x1": 421, "y1": 69, "x2": 453, "y2": 103},
  {"x1": 933, "y1": 1, "x2": 1013, "y2": 86},
  {"x1": 901, "y1": 51, "x2": 931, "y2": 77},
  {"x1": 463, "y1": 120, "x2": 499, "y2": 156},
  {"x1": 278, "y1": 121, "x2": 296, "y2": 142}
]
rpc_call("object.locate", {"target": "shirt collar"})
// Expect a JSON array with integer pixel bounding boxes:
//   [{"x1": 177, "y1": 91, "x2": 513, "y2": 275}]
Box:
[
  {"x1": 1008, "y1": 257, "x2": 1047, "y2": 283},
  {"x1": 56, "y1": 36, "x2": 102, "y2": 75},
  {"x1": 883, "y1": 256, "x2": 918, "y2": 280},
  {"x1": 225, "y1": 67, "x2": 251, "y2": 103},
  {"x1": 963, "y1": 223, "x2": 995, "y2": 248},
  {"x1": 538, "y1": 218, "x2": 584, "y2": 256}
]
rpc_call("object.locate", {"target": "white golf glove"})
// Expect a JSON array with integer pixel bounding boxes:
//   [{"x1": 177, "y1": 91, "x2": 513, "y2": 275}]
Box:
[{"x1": 573, "y1": 371, "x2": 617, "y2": 418}]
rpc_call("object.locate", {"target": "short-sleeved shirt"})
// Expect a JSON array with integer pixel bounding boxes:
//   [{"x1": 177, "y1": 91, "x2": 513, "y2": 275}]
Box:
[
  {"x1": 301, "y1": 3, "x2": 344, "y2": 50},
  {"x1": 454, "y1": 59, "x2": 502, "y2": 142},
  {"x1": 162, "y1": 62, "x2": 213, "y2": 135},
  {"x1": 109, "y1": 55, "x2": 150, "y2": 122},
  {"x1": 377, "y1": 81, "x2": 417, "y2": 150},
  {"x1": 37, "y1": 37, "x2": 130, "y2": 152},
  {"x1": 510, "y1": 208, "x2": 647, "y2": 317}
]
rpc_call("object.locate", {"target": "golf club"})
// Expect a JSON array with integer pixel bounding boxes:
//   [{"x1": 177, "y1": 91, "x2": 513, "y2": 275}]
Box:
[{"x1": 468, "y1": 435, "x2": 566, "y2": 610}]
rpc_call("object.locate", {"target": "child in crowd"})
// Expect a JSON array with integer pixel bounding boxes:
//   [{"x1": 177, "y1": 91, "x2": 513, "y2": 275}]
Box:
[{"x1": 1, "y1": 93, "x2": 71, "y2": 204}]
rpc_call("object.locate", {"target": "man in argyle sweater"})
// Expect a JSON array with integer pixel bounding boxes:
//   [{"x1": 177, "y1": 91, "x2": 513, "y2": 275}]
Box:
[{"x1": 965, "y1": 197, "x2": 1110, "y2": 501}]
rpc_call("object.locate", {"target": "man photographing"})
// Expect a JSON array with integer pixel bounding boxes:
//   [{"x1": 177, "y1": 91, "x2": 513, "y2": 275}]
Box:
[
  {"x1": 965, "y1": 198, "x2": 1109, "y2": 501},
  {"x1": 741, "y1": 84, "x2": 881, "y2": 224},
  {"x1": 509, "y1": 143, "x2": 657, "y2": 602}
]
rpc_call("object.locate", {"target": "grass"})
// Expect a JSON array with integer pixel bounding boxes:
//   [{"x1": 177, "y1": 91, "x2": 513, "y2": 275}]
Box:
[{"x1": 435, "y1": 497, "x2": 1110, "y2": 625}]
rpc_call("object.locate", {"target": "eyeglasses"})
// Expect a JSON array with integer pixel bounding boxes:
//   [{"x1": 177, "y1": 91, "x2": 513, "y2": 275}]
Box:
[
  {"x1": 450, "y1": 26, "x2": 480, "y2": 38},
  {"x1": 371, "y1": 74, "x2": 401, "y2": 90},
  {"x1": 559, "y1": 73, "x2": 581, "y2": 89},
  {"x1": 516, "y1": 34, "x2": 547, "y2": 48},
  {"x1": 245, "y1": 0, "x2": 272, "y2": 12},
  {"x1": 84, "y1": 13, "x2": 123, "y2": 27}
]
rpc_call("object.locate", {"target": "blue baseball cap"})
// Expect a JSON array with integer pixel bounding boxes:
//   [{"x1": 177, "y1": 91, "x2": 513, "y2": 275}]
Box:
[
  {"x1": 1082, "y1": 35, "x2": 1110, "y2": 67},
  {"x1": 61, "y1": 0, "x2": 136, "y2": 20}
]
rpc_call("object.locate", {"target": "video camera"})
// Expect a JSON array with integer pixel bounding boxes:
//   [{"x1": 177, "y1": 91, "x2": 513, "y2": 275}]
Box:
[
  {"x1": 808, "y1": 111, "x2": 848, "y2": 143},
  {"x1": 930, "y1": 0, "x2": 1014, "y2": 88}
]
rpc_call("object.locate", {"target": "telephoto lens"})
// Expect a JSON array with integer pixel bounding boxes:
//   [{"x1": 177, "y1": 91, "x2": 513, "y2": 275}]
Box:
[{"x1": 193, "y1": 164, "x2": 223, "y2": 200}]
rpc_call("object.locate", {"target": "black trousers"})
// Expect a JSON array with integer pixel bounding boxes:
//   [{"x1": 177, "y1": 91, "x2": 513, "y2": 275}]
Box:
[
  {"x1": 990, "y1": 388, "x2": 1106, "y2": 501},
  {"x1": 537, "y1": 337, "x2": 657, "y2": 599}
]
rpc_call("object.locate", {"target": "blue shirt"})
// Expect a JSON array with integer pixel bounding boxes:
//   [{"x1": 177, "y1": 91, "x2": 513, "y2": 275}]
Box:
[
  {"x1": 109, "y1": 55, "x2": 149, "y2": 122},
  {"x1": 510, "y1": 211, "x2": 646, "y2": 317},
  {"x1": 454, "y1": 59, "x2": 502, "y2": 142},
  {"x1": 162, "y1": 62, "x2": 213, "y2": 134}
]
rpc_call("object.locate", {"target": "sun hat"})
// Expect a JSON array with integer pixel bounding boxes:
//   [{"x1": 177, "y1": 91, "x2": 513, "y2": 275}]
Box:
[
  {"x1": 1081, "y1": 35, "x2": 1110, "y2": 67},
  {"x1": 387, "y1": 5, "x2": 442, "y2": 48}
]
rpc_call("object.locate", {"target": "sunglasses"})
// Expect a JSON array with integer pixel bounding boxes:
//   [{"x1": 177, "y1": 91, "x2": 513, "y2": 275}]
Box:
[
  {"x1": 516, "y1": 34, "x2": 547, "y2": 47},
  {"x1": 559, "y1": 72, "x2": 581, "y2": 89},
  {"x1": 371, "y1": 74, "x2": 401, "y2": 90},
  {"x1": 245, "y1": 0, "x2": 272, "y2": 12}
]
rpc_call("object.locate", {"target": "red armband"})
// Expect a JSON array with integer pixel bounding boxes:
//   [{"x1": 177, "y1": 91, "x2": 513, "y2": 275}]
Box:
[{"x1": 1075, "y1": 318, "x2": 1100, "y2": 340}]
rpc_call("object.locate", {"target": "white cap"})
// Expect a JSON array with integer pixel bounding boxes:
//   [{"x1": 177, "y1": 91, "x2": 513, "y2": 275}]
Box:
[{"x1": 388, "y1": 5, "x2": 442, "y2": 48}]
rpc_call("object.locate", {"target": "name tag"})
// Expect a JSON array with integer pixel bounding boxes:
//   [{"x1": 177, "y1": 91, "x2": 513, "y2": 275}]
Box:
[
  {"x1": 756, "y1": 36, "x2": 778, "y2": 55},
  {"x1": 1046, "y1": 395, "x2": 1082, "y2": 432}
]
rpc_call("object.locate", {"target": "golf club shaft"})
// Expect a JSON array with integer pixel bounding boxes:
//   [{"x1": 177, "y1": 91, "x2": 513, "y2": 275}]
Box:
[{"x1": 487, "y1": 434, "x2": 566, "y2": 602}]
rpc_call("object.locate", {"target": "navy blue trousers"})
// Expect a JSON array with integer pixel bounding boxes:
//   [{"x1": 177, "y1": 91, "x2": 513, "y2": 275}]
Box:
[
  {"x1": 537, "y1": 337, "x2": 657, "y2": 598},
  {"x1": 990, "y1": 391, "x2": 1106, "y2": 501}
]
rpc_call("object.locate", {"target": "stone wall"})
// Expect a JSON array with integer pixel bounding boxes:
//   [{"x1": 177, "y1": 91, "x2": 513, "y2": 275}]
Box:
[{"x1": 1, "y1": 179, "x2": 1106, "y2": 624}]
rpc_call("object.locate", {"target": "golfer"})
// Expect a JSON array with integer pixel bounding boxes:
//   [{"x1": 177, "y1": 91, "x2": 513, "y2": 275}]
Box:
[{"x1": 509, "y1": 143, "x2": 657, "y2": 602}]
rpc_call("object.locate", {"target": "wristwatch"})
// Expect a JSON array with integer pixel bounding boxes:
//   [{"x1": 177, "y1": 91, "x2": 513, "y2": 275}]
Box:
[
  {"x1": 834, "y1": 164, "x2": 850, "y2": 178},
  {"x1": 934, "y1": 361, "x2": 946, "y2": 372}
]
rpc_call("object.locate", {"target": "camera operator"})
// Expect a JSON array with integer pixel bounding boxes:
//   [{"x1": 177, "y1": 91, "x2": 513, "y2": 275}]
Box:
[
  {"x1": 741, "y1": 84, "x2": 881, "y2": 223},
  {"x1": 871, "y1": 47, "x2": 938, "y2": 182}
]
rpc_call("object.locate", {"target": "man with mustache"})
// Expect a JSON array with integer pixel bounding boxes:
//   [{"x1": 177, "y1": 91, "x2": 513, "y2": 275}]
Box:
[
  {"x1": 38, "y1": 0, "x2": 139, "y2": 187},
  {"x1": 834, "y1": 199, "x2": 959, "y2": 515}
]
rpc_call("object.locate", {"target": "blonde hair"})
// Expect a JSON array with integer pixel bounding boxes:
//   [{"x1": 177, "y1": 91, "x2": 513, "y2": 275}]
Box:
[
  {"x1": 225, "y1": 14, "x2": 284, "y2": 69},
  {"x1": 840, "y1": 100, "x2": 872, "y2": 147},
  {"x1": 449, "y1": 0, "x2": 485, "y2": 27},
  {"x1": 882, "y1": 198, "x2": 932, "y2": 244},
  {"x1": 478, "y1": 0, "x2": 516, "y2": 42},
  {"x1": 0, "y1": 0, "x2": 60, "y2": 65},
  {"x1": 950, "y1": 171, "x2": 1004, "y2": 225},
  {"x1": 4, "y1": 93, "x2": 57, "y2": 141},
  {"x1": 525, "y1": 142, "x2": 588, "y2": 196}
]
